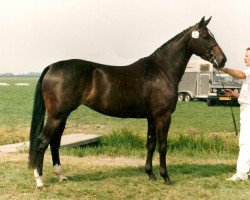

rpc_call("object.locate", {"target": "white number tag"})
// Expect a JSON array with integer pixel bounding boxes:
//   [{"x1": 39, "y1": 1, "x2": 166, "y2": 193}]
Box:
[{"x1": 191, "y1": 31, "x2": 199, "y2": 39}]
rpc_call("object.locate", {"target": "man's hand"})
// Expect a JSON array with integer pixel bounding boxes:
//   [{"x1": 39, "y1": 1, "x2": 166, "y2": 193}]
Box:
[{"x1": 225, "y1": 89, "x2": 239, "y2": 98}]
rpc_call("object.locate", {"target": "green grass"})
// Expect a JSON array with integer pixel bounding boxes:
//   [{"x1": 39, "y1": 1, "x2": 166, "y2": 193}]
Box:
[
  {"x1": 62, "y1": 129, "x2": 238, "y2": 160},
  {"x1": 0, "y1": 77, "x2": 240, "y2": 157},
  {"x1": 0, "y1": 77, "x2": 240, "y2": 145},
  {"x1": 62, "y1": 129, "x2": 146, "y2": 158},
  {"x1": 0, "y1": 153, "x2": 248, "y2": 200},
  {"x1": 0, "y1": 77, "x2": 245, "y2": 200}
]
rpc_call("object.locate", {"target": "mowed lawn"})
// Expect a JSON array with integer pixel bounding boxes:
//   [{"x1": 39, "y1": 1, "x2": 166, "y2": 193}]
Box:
[
  {"x1": 1, "y1": 77, "x2": 249, "y2": 200},
  {"x1": 0, "y1": 77, "x2": 240, "y2": 145}
]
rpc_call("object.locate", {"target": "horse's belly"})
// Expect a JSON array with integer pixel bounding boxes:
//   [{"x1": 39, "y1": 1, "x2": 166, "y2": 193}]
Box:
[{"x1": 84, "y1": 98, "x2": 148, "y2": 118}]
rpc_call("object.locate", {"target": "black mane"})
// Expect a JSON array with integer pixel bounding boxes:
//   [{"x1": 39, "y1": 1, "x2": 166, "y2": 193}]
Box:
[{"x1": 151, "y1": 26, "x2": 193, "y2": 56}]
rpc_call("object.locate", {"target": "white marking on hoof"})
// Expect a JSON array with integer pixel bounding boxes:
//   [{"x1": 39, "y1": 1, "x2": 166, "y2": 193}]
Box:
[
  {"x1": 34, "y1": 169, "x2": 44, "y2": 189},
  {"x1": 59, "y1": 174, "x2": 68, "y2": 182},
  {"x1": 53, "y1": 164, "x2": 68, "y2": 182}
]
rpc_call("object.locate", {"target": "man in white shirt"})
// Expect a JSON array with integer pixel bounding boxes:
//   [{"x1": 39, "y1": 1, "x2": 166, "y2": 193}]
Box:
[{"x1": 220, "y1": 47, "x2": 250, "y2": 181}]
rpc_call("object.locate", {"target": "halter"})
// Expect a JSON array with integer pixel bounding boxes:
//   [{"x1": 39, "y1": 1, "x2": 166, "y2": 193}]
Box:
[{"x1": 188, "y1": 27, "x2": 218, "y2": 63}]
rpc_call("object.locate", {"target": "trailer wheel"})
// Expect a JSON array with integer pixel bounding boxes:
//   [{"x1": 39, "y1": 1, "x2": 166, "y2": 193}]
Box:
[
  {"x1": 178, "y1": 93, "x2": 184, "y2": 101},
  {"x1": 184, "y1": 93, "x2": 192, "y2": 102}
]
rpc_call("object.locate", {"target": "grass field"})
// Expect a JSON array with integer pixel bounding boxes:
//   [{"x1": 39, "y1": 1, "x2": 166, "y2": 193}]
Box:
[
  {"x1": 0, "y1": 77, "x2": 247, "y2": 200},
  {"x1": 0, "y1": 77, "x2": 240, "y2": 145}
]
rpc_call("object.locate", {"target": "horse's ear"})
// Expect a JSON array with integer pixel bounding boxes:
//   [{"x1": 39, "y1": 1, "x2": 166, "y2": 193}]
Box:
[
  {"x1": 198, "y1": 16, "x2": 211, "y2": 28},
  {"x1": 198, "y1": 17, "x2": 205, "y2": 28},
  {"x1": 203, "y1": 16, "x2": 212, "y2": 27}
]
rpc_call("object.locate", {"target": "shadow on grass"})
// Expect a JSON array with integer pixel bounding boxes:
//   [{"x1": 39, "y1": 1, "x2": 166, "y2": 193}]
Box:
[
  {"x1": 169, "y1": 163, "x2": 235, "y2": 178},
  {"x1": 61, "y1": 163, "x2": 235, "y2": 183},
  {"x1": 66, "y1": 166, "x2": 145, "y2": 183}
]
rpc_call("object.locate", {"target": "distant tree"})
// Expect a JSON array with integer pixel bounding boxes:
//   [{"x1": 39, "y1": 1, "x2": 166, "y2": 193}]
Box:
[
  {"x1": 0, "y1": 72, "x2": 41, "y2": 77},
  {"x1": 0, "y1": 73, "x2": 15, "y2": 77}
]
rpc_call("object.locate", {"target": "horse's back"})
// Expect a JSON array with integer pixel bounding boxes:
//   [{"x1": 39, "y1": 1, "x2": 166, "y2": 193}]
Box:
[
  {"x1": 41, "y1": 59, "x2": 152, "y2": 117},
  {"x1": 41, "y1": 58, "x2": 175, "y2": 118}
]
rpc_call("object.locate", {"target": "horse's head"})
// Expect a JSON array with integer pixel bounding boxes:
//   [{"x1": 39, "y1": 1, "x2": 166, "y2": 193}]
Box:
[{"x1": 189, "y1": 17, "x2": 227, "y2": 69}]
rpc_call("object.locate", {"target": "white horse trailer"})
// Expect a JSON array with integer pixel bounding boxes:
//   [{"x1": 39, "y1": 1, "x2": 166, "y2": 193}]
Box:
[{"x1": 178, "y1": 60, "x2": 213, "y2": 102}]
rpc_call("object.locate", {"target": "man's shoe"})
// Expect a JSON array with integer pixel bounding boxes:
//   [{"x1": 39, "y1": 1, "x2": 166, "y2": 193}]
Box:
[{"x1": 226, "y1": 174, "x2": 248, "y2": 181}]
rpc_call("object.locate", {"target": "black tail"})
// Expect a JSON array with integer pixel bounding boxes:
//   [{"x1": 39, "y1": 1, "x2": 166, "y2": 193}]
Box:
[{"x1": 28, "y1": 66, "x2": 50, "y2": 169}]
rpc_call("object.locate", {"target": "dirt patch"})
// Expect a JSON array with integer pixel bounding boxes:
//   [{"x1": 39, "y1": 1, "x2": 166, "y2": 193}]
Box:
[
  {"x1": 0, "y1": 152, "x2": 28, "y2": 163},
  {"x1": 0, "y1": 152, "x2": 234, "y2": 168},
  {"x1": 0, "y1": 126, "x2": 29, "y2": 145},
  {"x1": 62, "y1": 155, "x2": 145, "y2": 167},
  {"x1": 0, "y1": 153, "x2": 145, "y2": 167}
]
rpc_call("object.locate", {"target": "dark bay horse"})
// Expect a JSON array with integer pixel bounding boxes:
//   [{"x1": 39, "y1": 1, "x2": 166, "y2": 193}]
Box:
[{"x1": 29, "y1": 17, "x2": 226, "y2": 188}]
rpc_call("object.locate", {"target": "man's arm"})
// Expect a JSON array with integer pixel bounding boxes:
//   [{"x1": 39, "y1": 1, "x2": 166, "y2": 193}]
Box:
[{"x1": 220, "y1": 67, "x2": 246, "y2": 79}]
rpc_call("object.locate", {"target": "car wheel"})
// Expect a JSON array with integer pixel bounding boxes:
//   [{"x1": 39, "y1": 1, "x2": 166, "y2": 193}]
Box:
[{"x1": 207, "y1": 98, "x2": 215, "y2": 106}]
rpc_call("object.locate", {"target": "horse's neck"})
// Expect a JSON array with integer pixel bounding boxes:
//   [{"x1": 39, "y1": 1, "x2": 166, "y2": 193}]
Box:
[{"x1": 151, "y1": 35, "x2": 192, "y2": 84}]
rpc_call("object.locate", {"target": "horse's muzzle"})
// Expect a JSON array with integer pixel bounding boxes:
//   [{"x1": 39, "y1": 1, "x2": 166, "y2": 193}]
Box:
[
  {"x1": 210, "y1": 46, "x2": 227, "y2": 69},
  {"x1": 210, "y1": 55, "x2": 227, "y2": 68}
]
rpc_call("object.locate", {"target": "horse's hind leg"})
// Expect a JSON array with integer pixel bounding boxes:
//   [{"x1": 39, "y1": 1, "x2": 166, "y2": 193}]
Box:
[
  {"x1": 145, "y1": 118, "x2": 157, "y2": 181},
  {"x1": 50, "y1": 118, "x2": 68, "y2": 182},
  {"x1": 34, "y1": 117, "x2": 66, "y2": 188}
]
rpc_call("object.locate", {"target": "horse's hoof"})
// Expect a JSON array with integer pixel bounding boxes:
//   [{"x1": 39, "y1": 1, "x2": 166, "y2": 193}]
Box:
[
  {"x1": 164, "y1": 178, "x2": 172, "y2": 185},
  {"x1": 149, "y1": 175, "x2": 157, "y2": 181},
  {"x1": 59, "y1": 175, "x2": 68, "y2": 182},
  {"x1": 36, "y1": 184, "x2": 45, "y2": 190},
  {"x1": 34, "y1": 174, "x2": 45, "y2": 189}
]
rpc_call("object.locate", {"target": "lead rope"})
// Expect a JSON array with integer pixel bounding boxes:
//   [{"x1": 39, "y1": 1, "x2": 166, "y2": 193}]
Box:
[
  {"x1": 217, "y1": 70, "x2": 238, "y2": 136},
  {"x1": 230, "y1": 105, "x2": 238, "y2": 136}
]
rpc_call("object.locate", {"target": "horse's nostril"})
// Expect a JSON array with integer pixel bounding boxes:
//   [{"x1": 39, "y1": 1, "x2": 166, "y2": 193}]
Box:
[
  {"x1": 223, "y1": 57, "x2": 227, "y2": 63},
  {"x1": 220, "y1": 56, "x2": 227, "y2": 67}
]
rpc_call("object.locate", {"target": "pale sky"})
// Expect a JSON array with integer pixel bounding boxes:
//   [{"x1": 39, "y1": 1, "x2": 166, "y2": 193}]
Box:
[{"x1": 1, "y1": 0, "x2": 250, "y2": 74}]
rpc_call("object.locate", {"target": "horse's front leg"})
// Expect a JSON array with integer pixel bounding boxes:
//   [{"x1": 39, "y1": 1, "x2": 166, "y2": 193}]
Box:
[
  {"x1": 145, "y1": 118, "x2": 157, "y2": 181},
  {"x1": 155, "y1": 112, "x2": 172, "y2": 185}
]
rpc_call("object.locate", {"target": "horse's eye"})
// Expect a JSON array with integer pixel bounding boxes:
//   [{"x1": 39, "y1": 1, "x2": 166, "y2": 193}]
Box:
[
  {"x1": 201, "y1": 32, "x2": 209, "y2": 39},
  {"x1": 204, "y1": 34, "x2": 209, "y2": 39}
]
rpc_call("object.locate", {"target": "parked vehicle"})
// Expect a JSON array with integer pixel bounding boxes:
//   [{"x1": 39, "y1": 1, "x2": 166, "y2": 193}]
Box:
[
  {"x1": 178, "y1": 59, "x2": 242, "y2": 106},
  {"x1": 207, "y1": 73, "x2": 242, "y2": 106}
]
